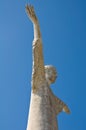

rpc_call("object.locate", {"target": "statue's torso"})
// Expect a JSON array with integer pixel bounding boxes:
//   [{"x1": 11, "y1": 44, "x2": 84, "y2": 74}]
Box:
[{"x1": 27, "y1": 82, "x2": 58, "y2": 130}]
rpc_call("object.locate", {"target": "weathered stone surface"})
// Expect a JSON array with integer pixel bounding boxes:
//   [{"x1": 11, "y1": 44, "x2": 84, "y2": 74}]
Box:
[{"x1": 26, "y1": 5, "x2": 70, "y2": 130}]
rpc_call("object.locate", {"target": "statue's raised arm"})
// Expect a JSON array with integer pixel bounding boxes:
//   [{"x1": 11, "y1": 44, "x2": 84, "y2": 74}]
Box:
[
  {"x1": 26, "y1": 5, "x2": 45, "y2": 92},
  {"x1": 26, "y1": 5, "x2": 41, "y2": 39}
]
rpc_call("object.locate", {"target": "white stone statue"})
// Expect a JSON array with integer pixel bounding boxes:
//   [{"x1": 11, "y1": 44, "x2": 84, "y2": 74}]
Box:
[{"x1": 26, "y1": 5, "x2": 70, "y2": 130}]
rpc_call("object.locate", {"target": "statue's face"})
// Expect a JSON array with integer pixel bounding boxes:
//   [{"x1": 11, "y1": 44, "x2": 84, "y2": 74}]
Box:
[{"x1": 44, "y1": 65, "x2": 57, "y2": 84}]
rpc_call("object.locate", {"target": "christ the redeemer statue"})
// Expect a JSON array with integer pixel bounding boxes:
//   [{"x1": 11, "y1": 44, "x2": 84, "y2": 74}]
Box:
[{"x1": 26, "y1": 5, "x2": 70, "y2": 130}]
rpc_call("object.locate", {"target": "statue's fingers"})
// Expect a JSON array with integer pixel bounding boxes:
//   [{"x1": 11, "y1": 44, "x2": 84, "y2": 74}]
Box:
[
  {"x1": 26, "y1": 5, "x2": 32, "y2": 17},
  {"x1": 29, "y1": 5, "x2": 35, "y2": 16}
]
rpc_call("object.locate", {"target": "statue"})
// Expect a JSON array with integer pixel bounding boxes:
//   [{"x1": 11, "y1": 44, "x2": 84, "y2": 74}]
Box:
[{"x1": 26, "y1": 4, "x2": 70, "y2": 130}]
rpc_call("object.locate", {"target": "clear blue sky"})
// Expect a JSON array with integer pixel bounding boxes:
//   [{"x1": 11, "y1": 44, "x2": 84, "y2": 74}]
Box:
[{"x1": 0, "y1": 0, "x2": 86, "y2": 130}]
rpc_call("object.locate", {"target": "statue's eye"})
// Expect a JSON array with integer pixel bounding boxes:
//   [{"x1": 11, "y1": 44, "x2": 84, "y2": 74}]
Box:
[{"x1": 48, "y1": 70, "x2": 51, "y2": 74}]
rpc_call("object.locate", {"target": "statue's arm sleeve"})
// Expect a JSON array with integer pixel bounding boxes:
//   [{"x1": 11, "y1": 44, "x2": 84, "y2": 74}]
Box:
[
  {"x1": 54, "y1": 96, "x2": 70, "y2": 115},
  {"x1": 32, "y1": 38, "x2": 45, "y2": 91},
  {"x1": 26, "y1": 5, "x2": 45, "y2": 90}
]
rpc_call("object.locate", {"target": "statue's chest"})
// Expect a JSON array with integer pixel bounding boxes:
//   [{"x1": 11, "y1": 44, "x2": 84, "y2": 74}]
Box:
[
  {"x1": 30, "y1": 86, "x2": 55, "y2": 117},
  {"x1": 28, "y1": 85, "x2": 57, "y2": 130}
]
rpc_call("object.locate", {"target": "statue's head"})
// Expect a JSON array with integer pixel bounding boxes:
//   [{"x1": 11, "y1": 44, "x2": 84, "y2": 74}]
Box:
[{"x1": 44, "y1": 65, "x2": 57, "y2": 85}]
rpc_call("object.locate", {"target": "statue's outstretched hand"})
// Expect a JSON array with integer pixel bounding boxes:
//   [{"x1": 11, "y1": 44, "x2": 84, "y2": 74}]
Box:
[
  {"x1": 26, "y1": 5, "x2": 38, "y2": 23},
  {"x1": 63, "y1": 105, "x2": 70, "y2": 114}
]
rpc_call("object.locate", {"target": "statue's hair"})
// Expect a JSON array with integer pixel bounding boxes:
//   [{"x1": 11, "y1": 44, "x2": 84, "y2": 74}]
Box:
[{"x1": 44, "y1": 65, "x2": 57, "y2": 84}]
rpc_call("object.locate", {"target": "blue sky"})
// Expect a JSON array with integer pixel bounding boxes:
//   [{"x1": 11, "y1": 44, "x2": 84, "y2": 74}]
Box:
[{"x1": 0, "y1": 0, "x2": 86, "y2": 130}]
